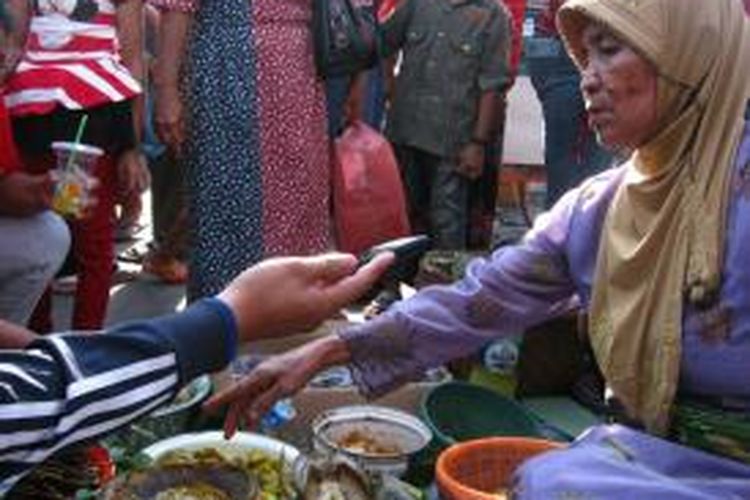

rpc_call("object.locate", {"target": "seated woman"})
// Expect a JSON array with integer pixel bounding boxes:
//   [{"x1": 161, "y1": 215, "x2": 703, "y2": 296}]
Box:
[{"x1": 207, "y1": 0, "x2": 750, "y2": 496}]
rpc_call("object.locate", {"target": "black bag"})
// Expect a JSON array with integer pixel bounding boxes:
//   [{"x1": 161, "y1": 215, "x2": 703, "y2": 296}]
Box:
[{"x1": 312, "y1": 0, "x2": 379, "y2": 78}]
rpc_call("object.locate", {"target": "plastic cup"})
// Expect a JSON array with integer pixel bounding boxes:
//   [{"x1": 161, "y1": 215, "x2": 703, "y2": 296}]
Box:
[{"x1": 50, "y1": 141, "x2": 103, "y2": 218}]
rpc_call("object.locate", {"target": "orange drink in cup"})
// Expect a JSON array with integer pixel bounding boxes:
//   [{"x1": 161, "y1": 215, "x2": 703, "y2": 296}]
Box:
[{"x1": 50, "y1": 141, "x2": 103, "y2": 218}]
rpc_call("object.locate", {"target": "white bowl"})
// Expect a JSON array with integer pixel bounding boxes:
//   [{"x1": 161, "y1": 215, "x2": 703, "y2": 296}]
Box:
[{"x1": 143, "y1": 430, "x2": 300, "y2": 466}]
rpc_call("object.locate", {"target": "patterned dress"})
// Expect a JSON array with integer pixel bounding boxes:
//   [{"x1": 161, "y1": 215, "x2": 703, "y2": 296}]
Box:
[{"x1": 154, "y1": 0, "x2": 332, "y2": 300}]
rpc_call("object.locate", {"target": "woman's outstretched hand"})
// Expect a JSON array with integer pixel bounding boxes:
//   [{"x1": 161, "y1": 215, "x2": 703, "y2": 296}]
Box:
[{"x1": 204, "y1": 335, "x2": 350, "y2": 438}]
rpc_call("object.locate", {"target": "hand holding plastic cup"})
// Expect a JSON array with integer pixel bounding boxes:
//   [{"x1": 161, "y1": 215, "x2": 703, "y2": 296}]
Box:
[{"x1": 50, "y1": 141, "x2": 103, "y2": 218}]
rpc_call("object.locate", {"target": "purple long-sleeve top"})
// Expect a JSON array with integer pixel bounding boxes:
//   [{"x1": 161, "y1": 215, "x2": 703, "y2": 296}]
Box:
[{"x1": 341, "y1": 120, "x2": 750, "y2": 406}]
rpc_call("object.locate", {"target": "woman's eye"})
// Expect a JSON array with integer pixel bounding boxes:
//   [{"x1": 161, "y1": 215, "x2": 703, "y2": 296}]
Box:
[
  {"x1": 594, "y1": 34, "x2": 623, "y2": 57},
  {"x1": 598, "y1": 43, "x2": 620, "y2": 57}
]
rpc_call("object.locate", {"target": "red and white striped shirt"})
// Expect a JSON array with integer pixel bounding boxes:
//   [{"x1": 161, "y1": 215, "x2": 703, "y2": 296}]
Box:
[{"x1": 4, "y1": 0, "x2": 141, "y2": 117}]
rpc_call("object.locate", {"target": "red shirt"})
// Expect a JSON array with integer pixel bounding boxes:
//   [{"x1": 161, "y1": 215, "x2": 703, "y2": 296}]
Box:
[{"x1": 0, "y1": 96, "x2": 21, "y2": 174}]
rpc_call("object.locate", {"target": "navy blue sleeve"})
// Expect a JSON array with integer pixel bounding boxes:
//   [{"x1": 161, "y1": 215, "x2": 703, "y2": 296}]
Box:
[{"x1": 109, "y1": 297, "x2": 239, "y2": 383}]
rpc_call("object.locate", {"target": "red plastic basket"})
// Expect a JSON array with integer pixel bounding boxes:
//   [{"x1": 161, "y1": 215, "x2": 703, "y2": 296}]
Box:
[{"x1": 436, "y1": 437, "x2": 563, "y2": 499}]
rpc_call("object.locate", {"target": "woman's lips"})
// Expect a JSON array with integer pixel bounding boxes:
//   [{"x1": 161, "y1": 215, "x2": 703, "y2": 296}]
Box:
[{"x1": 587, "y1": 107, "x2": 611, "y2": 129}]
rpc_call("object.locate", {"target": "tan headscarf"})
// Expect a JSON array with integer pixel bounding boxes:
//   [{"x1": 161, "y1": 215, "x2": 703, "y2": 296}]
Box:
[{"x1": 557, "y1": 0, "x2": 750, "y2": 434}]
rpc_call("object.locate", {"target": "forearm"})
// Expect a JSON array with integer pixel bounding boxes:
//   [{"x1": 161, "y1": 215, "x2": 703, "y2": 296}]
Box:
[
  {"x1": 342, "y1": 224, "x2": 581, "y2": 397},
  {"x1": 117, "y1": 0, "x2": 145, "y2": 144},
  {"x1": 154, "y1": 10, "x2": 191, "y2": 90}
]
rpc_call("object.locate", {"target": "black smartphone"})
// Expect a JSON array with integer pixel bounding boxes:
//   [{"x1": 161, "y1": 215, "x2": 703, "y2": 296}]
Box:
[{"x1": 358, "y1": 234, "x2": 432, "y2": 284}]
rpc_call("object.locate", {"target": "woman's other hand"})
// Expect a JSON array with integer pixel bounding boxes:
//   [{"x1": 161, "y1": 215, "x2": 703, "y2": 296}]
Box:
[
  {"x1": 0, "y1": 172, "x2": 54, "y2": 216},
  {"x1": 217, "y1": 252, "x2": 394, "y2": 343},
  {"x1": 204, "y1": 336, "x2": 350, "y2": 438}
]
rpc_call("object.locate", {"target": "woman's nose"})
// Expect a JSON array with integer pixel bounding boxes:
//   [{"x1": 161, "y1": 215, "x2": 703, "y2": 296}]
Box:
[{"x1": 580, "y1": 63, "x2": 601, "y2": 97}]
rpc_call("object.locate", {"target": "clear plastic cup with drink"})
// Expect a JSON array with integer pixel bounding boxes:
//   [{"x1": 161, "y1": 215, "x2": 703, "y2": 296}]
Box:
[{"x1": 50, "y1": 141, "x2": 103, "y2": 218}]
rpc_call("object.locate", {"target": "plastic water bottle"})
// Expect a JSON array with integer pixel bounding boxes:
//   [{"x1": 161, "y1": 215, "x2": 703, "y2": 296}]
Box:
[
  {"x1": 261, "y1": 399, "x2": 296, "y2": 431},
  {"x1": 481, "y1": 337, "x2": 521, "y2": 396}
]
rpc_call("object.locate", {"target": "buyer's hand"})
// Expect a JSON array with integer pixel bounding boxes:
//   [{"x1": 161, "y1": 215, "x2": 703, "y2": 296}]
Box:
[
  {"x1": 205, "y1": 336, "x2": 349, "y2": 438},
  {"x1": 217, "y1": 252, "x2": 394, "y2": 343},
  {"x1": 456, "y1": 142, "x2": 485, "y2": 180},
  {"x1": 0, "y1": 172, "x2": 54, "y2": 217}
]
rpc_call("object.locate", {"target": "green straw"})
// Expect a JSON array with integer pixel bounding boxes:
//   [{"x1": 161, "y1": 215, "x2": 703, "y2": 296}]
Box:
[{"x1": 66, "y1": 114, "x2": 89, "y2": 171}]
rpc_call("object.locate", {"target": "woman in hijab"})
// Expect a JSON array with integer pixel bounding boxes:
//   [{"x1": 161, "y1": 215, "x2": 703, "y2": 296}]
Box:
[{"x1": 207, "y1": 0, "x2": 750, "y2": 495}]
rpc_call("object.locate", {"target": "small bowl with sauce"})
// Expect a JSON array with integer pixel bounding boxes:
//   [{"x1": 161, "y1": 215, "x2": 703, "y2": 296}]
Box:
[{"x1": 311, "y1": 405, "x2": 432, "y2": 477}]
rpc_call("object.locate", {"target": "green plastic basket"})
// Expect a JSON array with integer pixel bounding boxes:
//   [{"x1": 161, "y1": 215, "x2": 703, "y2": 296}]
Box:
[{"x1": 421, "y1": 381, "x2": 543, "y2": 448}]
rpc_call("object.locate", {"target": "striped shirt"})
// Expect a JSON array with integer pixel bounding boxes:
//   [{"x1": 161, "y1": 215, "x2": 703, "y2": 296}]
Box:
[
  {"x1": 0, "y1": 298, "x2": 237, "y2": 494},
  {"x1": 4, "y1": 0, "x2": 141, "y2": 117}
]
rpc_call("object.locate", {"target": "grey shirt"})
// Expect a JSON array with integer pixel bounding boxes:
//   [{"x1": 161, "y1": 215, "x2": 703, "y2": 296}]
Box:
[{"x1": 382, "y1": 0, "x2": 511, "y2": 158}]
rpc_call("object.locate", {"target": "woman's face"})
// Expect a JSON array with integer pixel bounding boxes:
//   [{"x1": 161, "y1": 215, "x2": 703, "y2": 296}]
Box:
[{"x1": 579, "y1": 23, "x2": 659, "y2": 150}]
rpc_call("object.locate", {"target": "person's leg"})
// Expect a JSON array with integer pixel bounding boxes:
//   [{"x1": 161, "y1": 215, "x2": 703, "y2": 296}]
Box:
[
  {"x1": 19, "y1": 152, "x2": 62, "y2": 333},
  {"x1": 429, "y1": 153, "x2": 469, "y2": 250},
  {"x1": 149, "y1": 150, "x2": 183, "y2": 248},
  {"x1": 70, "y1": 154, "x2": 116, "y2": 330},
  {"x1": 142, "y1": 159, "x2": 189, "y2": 283},
  {"x1": 115, "y1": 189, "x2": 143, "y2": 241},
  {"x1": 0, "y1": 212, "x2": 70, "y2": 325},
  {"x1": 394, "y1": 144, "x2": 432, "y2": 236}
]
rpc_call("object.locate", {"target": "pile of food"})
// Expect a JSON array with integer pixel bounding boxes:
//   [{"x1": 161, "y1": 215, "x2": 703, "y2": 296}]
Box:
[
  {"x1": 157, "y1": 447, "x2": 295, "y2": 499},
  {"x1": 105, "y1": 446, "x2": 296, "y2": 500}
]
